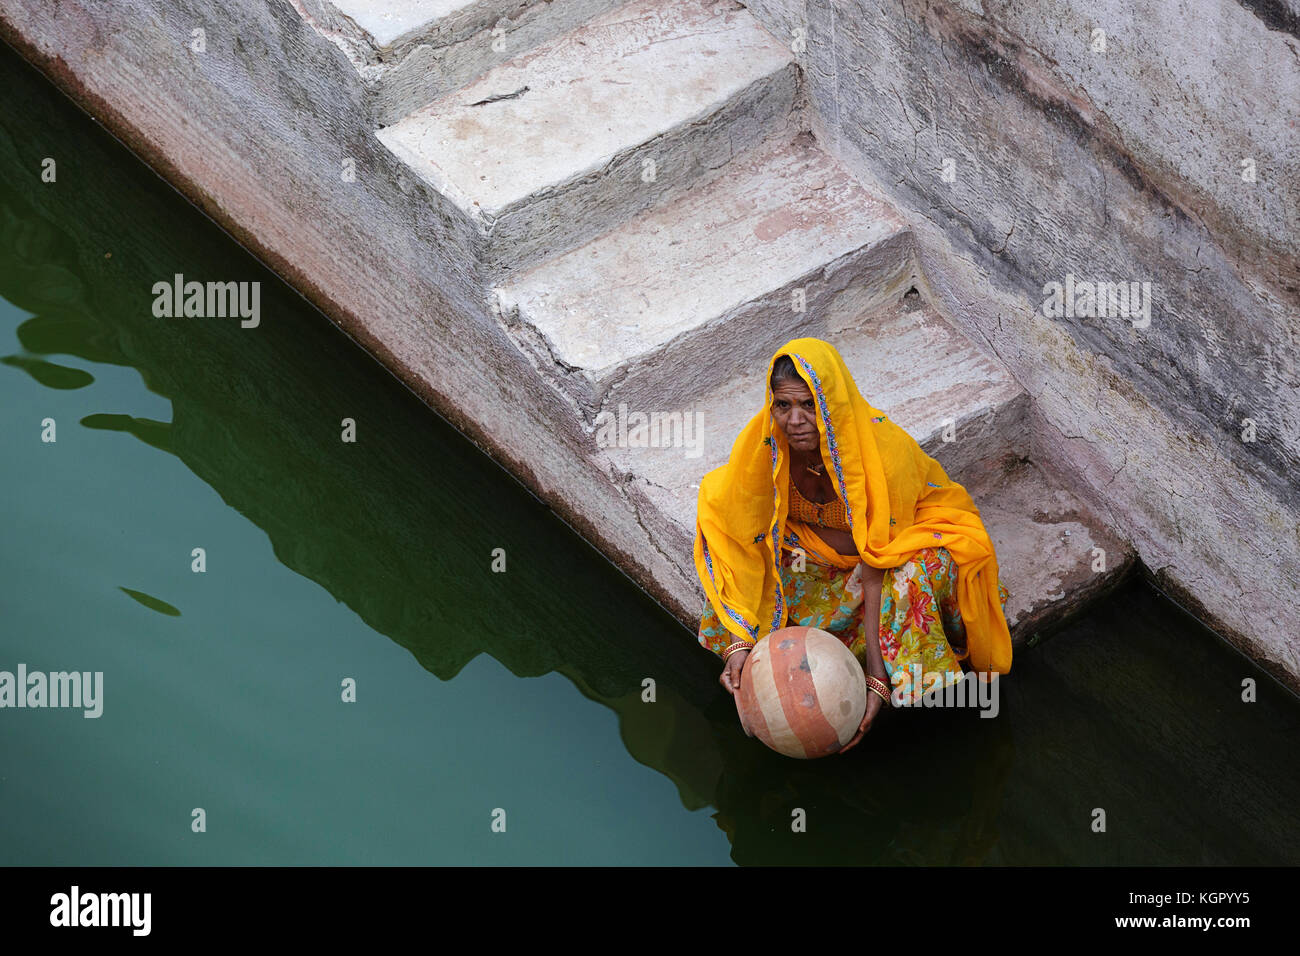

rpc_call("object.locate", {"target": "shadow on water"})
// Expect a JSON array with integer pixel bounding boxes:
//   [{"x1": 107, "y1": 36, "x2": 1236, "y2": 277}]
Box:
[{"x1": 2, "y1": 40, "x2": 1298, "y2": 864}]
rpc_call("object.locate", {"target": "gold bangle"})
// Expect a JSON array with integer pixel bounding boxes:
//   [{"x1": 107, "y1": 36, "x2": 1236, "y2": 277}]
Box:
[{"x1": 722, "y1": 641, "x2": 753, "y2": 660}]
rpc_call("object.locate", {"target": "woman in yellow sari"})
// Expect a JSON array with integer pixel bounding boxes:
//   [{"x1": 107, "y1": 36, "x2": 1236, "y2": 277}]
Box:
[{"x1": 694, "y1": 338, "x2": 1012, "y2": 751}]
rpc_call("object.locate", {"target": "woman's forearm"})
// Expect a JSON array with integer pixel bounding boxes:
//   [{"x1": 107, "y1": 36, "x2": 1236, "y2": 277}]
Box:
[{"x1": 860, "y1": 564, "x2": 889, "y2": 681}]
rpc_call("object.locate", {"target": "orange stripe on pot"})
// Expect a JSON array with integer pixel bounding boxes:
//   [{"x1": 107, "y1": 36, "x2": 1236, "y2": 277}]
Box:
[{"x1": 770, "y1": 627, "x2": 842, "y2": 757}]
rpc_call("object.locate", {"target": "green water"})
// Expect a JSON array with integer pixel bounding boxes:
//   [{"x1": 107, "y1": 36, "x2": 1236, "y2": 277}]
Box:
[{"x1": 2, "y1": 41, "x2": 1298, "y2": 866}]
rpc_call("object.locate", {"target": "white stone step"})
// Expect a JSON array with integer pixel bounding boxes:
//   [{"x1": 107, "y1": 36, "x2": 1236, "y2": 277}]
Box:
[
  {"x1": 495, "y1": 134, "x2": 916, "y2": 418},
  {"x1": 304, "y1": 0, "x2": 508, "y2": 53},
  {"x1": 298, "y1": 0, "x2": 629, "y2": 125},
  {"x1": 376, "y1": 0, "x2": 799, "y2": 273}
]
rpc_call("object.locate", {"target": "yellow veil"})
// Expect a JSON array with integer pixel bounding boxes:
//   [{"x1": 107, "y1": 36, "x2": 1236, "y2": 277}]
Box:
[{"x1": 693, "y1": 337, "x2": 1013, "y2": 674}]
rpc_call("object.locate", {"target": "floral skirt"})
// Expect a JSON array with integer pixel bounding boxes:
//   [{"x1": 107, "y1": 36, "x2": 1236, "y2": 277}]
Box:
[{"x1": 697, "y1": 546, "x2": 1010, "y2": 703}]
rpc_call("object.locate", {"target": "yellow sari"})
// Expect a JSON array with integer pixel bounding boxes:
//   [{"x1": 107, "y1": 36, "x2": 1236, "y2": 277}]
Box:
[{"x1": 693, "y1": 337, "x2": 1013, "y2": 676}]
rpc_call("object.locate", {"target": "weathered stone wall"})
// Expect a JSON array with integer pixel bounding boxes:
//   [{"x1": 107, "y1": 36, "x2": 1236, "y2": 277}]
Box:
[
  {"x1": 0, "y1": 0, "x2": 702, "y2": 624},
  {"x1": 742, "y1": 0, "x2": 1300, "y2": 687}
]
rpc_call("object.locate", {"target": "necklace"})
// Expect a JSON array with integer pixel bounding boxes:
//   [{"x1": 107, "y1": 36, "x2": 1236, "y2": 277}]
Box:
[{"x1": 805, "y1": 462, "x2": 826, "y2": 477}]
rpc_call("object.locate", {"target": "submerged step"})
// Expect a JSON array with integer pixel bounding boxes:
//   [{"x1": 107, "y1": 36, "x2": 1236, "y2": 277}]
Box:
[
  {"x1": 377, "y1": 0, "x2": 798, "y2": 273},
  {"x1": 298, "y1": 0, "x2": 628, "y2": 125},
  {"x1": 496, "y1": 134, "x2": 916, "y2": 417}
]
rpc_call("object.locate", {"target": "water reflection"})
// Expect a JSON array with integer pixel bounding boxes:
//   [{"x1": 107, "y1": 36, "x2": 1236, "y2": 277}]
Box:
[
  {"x1": 1, "y1": 353, "x2": 93, "y2": 388},
  {"x1": 82, "y1": 413, "x2": 172, "y2": 452},
  {"x1": 118, "y1": 586, "x2": 182, "y2": 617}
]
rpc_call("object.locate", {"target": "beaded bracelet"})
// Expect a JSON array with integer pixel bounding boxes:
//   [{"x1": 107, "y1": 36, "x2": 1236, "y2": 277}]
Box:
[{"x1": 865, "y1": 674, "x2": 891, "y2": 704}]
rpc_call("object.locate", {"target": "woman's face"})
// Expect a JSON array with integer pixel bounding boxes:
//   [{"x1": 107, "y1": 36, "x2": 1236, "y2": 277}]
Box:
[{"x1": 771, "y1": 377, "x2": 820, "y2": 453}]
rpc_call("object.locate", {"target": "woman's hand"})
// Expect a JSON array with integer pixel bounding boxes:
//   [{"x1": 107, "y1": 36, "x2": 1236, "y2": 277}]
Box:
[
  {"x1": 720, "y1": 649, "x2": 749, "y2": 696},
  {"x1": 839, "y1": 680, "x2": 889, "y2": 754}
]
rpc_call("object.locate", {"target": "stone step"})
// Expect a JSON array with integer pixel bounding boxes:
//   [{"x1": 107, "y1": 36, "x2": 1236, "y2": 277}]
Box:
[
  {"x1": 495, "y1": 134, "x2": 916, "y2": 419},
  {"x1": 297, "y1": 0, "x2": 629, "y2": 125},
  {"x1": 601, "y1": 301, "x2": 1028, "y2": 553},
  {"x1": 376, "y1": 0, "x2": 799, "y2": 274},
  {"x1": 594, "y1": 302, "x2": 1132, "y2": 641}
]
